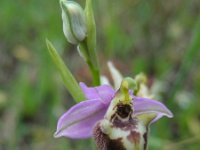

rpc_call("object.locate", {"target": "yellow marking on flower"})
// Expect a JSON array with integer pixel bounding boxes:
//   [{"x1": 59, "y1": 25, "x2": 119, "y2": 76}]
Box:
[{"x1": 120, "y1": 79, "x2": 132, "y2": 104}]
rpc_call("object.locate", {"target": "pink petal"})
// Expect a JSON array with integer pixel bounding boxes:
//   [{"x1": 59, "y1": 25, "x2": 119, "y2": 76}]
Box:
[
  {"x1": 79, "y1": 82, "x2": 115, "y2": 104},
  {"x1": 134, "y1": 96, "x2": 173, "y2": 123},
  {"x1": 54, "y1": 99, "x2": 108, "y2": 139}
]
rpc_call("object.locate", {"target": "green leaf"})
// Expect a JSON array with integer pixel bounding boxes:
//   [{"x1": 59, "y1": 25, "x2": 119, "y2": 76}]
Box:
[{"x1": 46, "y1": 39, "x2": 85, "y2": 102}]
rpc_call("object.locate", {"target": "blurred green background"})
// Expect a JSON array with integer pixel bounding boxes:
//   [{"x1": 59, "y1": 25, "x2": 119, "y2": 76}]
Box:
[{"x1": 1, "y1": 0, "x2": 200, "y2": 149}]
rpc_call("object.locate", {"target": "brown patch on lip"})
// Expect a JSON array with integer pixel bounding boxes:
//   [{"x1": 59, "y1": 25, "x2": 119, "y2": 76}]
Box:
[
  {"x1": 93, "y1": 122, "x2": 126, "y2": 150},
  {"x1": 127, "y1": 131, "x2": 140, "y2": 144},
  {"x1": 116, "y1": 103, "x2": 132, "y2": 118},
  {"x1": 110, "y1": 103, "x2": 136, "y2": 130}
]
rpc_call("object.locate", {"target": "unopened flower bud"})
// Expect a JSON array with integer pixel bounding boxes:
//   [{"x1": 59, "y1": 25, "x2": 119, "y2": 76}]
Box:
[{"x1": 60, "y1": 0, "x2": 87, "y2": 44}]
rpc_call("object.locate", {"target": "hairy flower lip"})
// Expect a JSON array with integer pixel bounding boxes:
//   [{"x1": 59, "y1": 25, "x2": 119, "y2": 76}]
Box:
[{"x1": 54, "y1": 83, "x2": 173, "y2": 139}]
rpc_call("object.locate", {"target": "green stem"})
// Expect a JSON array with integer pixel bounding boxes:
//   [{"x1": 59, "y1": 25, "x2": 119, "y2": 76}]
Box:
[
  {"x1": 79, "y1": 39, "x2": 100, "y2": 85},
  {"x1": 88, "y1": 59, "x2": 100, "y2": 85},
  {"x1": 84, "y1": 0, "x2": 100, "y2": 86}
]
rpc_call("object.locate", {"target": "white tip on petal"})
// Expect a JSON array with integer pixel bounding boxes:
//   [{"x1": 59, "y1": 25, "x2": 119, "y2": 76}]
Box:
[
  {"x1": 107, "y1": 61, "x2": 123, "y2": 89},
  {"x1": 100, "y1": 75, "x2": 111, "y2": 86}
]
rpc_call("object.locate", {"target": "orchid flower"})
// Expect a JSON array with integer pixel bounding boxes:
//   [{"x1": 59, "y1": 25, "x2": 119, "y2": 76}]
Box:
[{"x1": 54, "y1": 77, "x2": 173, "y2": 149}]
